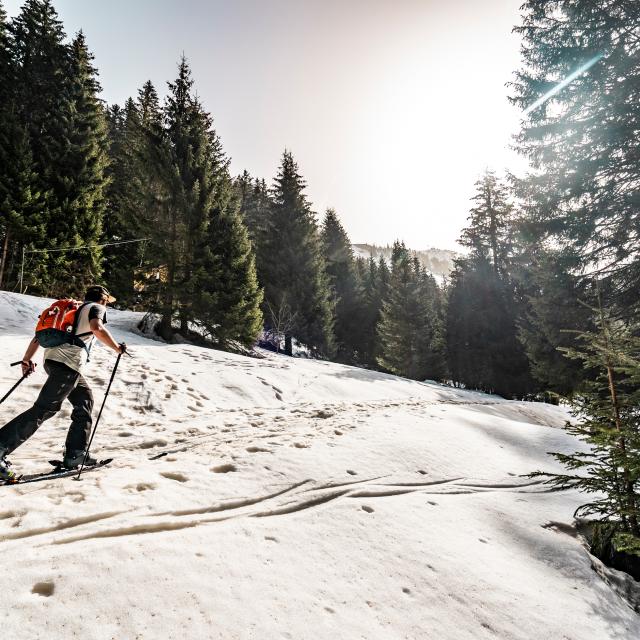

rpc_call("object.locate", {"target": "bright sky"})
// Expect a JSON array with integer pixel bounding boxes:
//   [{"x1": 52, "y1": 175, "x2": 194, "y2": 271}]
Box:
[{"x1": 4, "y1": 0, "x2": 528, "y2": 251}]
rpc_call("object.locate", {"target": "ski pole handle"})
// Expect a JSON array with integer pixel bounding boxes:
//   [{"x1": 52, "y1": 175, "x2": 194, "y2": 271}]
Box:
[{"x1": 10, "y1": 361, "x2": 22, "y2": 367}]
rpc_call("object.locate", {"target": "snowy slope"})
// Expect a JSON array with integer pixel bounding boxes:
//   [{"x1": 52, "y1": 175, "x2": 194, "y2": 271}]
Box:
[{"x1": 0, "y1": 291, "x2": 638, "y2": 640}]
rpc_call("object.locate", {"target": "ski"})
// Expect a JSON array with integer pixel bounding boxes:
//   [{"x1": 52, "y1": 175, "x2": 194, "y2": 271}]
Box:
[{"x1": 0, "y1": 458, "x2": 113, "y2": 486}]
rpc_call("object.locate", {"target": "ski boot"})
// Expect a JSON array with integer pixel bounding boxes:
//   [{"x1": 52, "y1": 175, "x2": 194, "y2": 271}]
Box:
[
  {"x1": 0, "y1": 450, "x2": 18, "y2": 484},
  {"x1": 63, "y1": 450, "x2": 98, "y2": 470}
]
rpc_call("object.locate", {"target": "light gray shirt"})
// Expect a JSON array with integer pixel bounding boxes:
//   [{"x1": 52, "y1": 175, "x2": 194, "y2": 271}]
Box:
[{"x1": 44, "y1": 302, "x2": 107, "y2": 373}]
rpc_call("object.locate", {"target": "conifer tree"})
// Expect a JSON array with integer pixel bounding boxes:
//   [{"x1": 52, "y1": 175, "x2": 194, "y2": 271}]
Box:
[
  {"x1": 10, "y1": 3, "x2": 107, "y2": 296},
  {"x1": 377, "y1": 242, "x2": 443, "y2": 380},
  {"x1": 321, "y1": 208, "x2": 362, "y2": 363},
  {"x1": 446, "y1": 254, "x2": 533, "y2": 398},
  {"x1": 459, "y1": 170, "x2": 513, "y2": 277},
  {"x1": 535, "y1": 295, "x2": 640, "y2": 555},
  {"x1": 446, "y1": 172, "x2": 533, "y2": 397},
  {"x1": 102, "y1": 100, "x2": 146, "y2": 304},
  {"x1": 0, "y1": 2, "x2": 46, "y2": 290},
  {"x1": 516, "y1": 249, "x2": 595, "y2": 396},
  {"x1": 235, "y1": 171, "x2": 270, "y2": 244},
  {"x1": 511, "y1": 0, "x2": 640, "y2": 311},
  {"x1": 260, "y1": 151, "x2": 334, "y2": 357},
  {"x1": 190, "y1": 166, "x2": 263, "y2": 349},
  {"x1": 352, "y1": 255, "x2": 389, "y2": 368},
  {"x1": 58, "y1": 31, "x2": 109, "y2": 294},
  {"x1": 132, "y1": 59, "x2": 263, "y2": 347}
]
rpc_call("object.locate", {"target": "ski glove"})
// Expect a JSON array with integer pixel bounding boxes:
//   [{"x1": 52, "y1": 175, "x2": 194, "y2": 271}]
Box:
[{"x1": 21, "y1": 360, "x2": 36, "y2": 377}]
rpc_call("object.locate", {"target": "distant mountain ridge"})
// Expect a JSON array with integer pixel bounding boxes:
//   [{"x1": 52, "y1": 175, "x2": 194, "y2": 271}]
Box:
[{"x1": 352, "y1": 244, "x2": 458, "y2": 278}]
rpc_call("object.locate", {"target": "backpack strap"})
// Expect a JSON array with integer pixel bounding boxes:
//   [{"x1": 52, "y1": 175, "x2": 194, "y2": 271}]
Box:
[{"x1": 68, "y1": 302, "x2": 94, "y2": 355}]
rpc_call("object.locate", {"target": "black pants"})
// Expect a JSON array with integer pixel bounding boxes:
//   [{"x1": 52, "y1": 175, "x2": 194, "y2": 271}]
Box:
[{"x1": 0, "y1": 360, "x2": 94, "y2": 455}]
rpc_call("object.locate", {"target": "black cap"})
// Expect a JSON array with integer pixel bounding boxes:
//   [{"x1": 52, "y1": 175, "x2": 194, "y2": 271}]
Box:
[{"x1": 85, "y1": 285, "x2": 116, "y2": 303}]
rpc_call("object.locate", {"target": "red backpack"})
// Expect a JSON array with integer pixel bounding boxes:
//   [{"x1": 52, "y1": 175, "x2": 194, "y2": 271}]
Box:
[{"x1": 35, "y1": 299, "x2": 92, "y2": 350}]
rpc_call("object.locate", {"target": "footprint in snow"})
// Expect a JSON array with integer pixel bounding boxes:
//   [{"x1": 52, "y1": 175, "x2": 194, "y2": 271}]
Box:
[
  {"x1": 139, "y1": 439, "x2": 168, "y2": 449},
  {"x1": 211, "y1": 464, "x2": 237, "y2": 473},
  {"x1": 160, "y1": 471, "x2": 189, "y2": 483},
  {"x1": 32, "y1": 582, "x2": 55, "y2": 597},
  {"x1": 124, "y1": 482, "x2": 157, "y2": 492}
]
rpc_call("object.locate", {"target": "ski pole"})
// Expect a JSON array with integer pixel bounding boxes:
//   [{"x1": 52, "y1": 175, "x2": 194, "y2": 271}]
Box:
[
  {"x1": 0, "y1": 362, "x2": 29, "y2": 405},
  {"x1": 75, "y1": 352, "x2": 122, "y2": 481}
]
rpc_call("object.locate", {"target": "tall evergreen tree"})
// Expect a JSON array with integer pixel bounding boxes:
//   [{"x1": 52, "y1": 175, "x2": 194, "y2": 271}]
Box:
[
  {"x1": 59, "y1": 31, "x2": 109, "y2": 293},
  {"x1": 235, "y1": 171, "x2": 270, "y2": 244},
  {"x1": 0, "y1": 1, "x2": 46, "y2": 290},
  {"x1": 131, "y1": 59, "x2": 262, "y2": 347},
  {"x1": 446, "y1": 171, "x2": 534, "y2": 397},
  {"x1": 190, "y1": 162, "x2": 263, "y2": 349},
  {"x1": 446, "y1": 255, "x2": 532, "y2": 397},
  {"x1": 260, "y1": 151, "x2": 334, "y2": 357},
  {"x1": 459, "y1": 170, "x2": 514, "y2": 277},
  {"x1": 10, "y1": 3, "x2": 107, "y2": 296},
  {"x1": 321, "y1": 208, "x2": 362, "y2": 363},
  {"x1": 102, "y1": 100, "x2": 146, "y2": 305},
  {"x1": 511, "y1": 0, "x2": 640, "y2": 312},
  {"x1": 516, "y1": 249, "x2": 595, "y2": 397},
  {"x1": 534, "y1": 297, "x2": 640, "y2": 555},
  {"x1": 377, "y1": 242, "x2": 443, "y2": 380}
]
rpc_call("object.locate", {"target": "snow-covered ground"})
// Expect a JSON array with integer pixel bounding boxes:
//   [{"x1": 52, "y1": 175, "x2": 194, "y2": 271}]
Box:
[{"x1": 0, "y1": 291, "x2": 638, "y2": 639}]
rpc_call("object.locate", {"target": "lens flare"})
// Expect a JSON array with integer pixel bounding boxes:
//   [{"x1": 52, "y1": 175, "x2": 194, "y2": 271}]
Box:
[{"x1": 523, "y1": 54, "x2": 603, "y2": 115}]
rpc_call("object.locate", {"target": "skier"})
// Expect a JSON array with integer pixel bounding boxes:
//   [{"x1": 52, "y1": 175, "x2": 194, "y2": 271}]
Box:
[{"x1": 0, "y1": 285, "x2": 126, "y2": 482}]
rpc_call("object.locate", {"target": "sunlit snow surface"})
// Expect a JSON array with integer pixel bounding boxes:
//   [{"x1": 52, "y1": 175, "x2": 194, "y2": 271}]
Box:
[{"x1": 0, "y1": 291, "x2": 638, "y2": 639}]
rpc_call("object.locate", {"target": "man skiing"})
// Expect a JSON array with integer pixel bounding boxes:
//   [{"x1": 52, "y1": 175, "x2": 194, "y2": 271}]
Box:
[{"x1": 0, "y1": 285, "x2": 126, "y2": 482}]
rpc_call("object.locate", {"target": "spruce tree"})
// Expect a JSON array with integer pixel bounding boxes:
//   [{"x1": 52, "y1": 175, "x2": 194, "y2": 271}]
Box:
[
  {"x1": 511, "y1": 0, "x2": 640, "y2": 312},
  {"x1": 260, "y1": 151, "x2": 335, "y2": 357},
  {"x1": 446, "y1": 254, "x2": 533, "y2": 398},
  {"x1": 0, "y1": 2, "x2": 46, "y2": 290},
  {"x1": 446, "y1": 172, "x2": 534, "y2": 397},
  {"x1": 459, "y1": 170, "x2": 513, "y2": 277},
  {"x1": 235, "y1": 171, "x2": 270, "y2": 244},
  {"x1": 132, "y1": 59, "x2": 263, "y2": 347},
  {"x1": 190, "y1": 165, "x2": 263, "y2": 349},
  {"x1": 516, "y1": 249, "x2": 595, "y2": 397},
  {"x1": 377, "y1": 242, "x2": 443, "y2": 380},
  {"x1": 102, "y1": 100, "x2": 147, "y2": 305},
  {"x1": 535, "y1": 295, "x2": 640, "y2": 555},
  {"x1": 10, "y1": 4, "x2": 107, "y2": 296},
  {"x1": 59, "y1": 31, "x2": 109, "y2": 294},
  {"x1": 321, "y1": 208, "x2": 362, "y2": 363}
]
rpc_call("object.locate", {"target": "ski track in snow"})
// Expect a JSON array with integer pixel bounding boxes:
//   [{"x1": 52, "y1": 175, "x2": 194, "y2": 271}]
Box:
[{"x1": 1, "y1": 292, "x2": 639, "y2": 640}]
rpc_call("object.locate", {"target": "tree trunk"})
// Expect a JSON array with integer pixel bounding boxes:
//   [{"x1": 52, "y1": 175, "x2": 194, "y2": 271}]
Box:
[
  {"x1": 598, "y1": 290, "x2": 639, "y2": 536},
  {"x1": 158, "y1": 313, "x2": 173, "y2": 341},
  {"x1": 0, "y1": 228, "x2": 10, "y2": 290}
]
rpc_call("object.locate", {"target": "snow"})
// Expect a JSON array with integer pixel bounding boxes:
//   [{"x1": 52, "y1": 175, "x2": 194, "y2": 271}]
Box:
[{"x1": 0, "y1": 291, "x2": 638, "y2": 639}]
